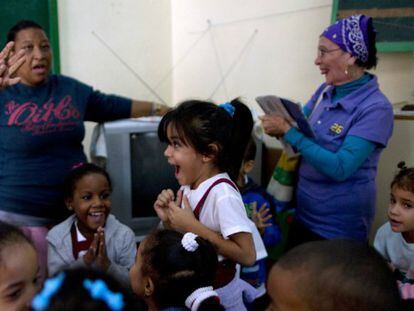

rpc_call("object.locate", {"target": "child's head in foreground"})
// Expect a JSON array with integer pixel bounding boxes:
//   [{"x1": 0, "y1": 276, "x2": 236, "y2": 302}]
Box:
[
  {"x1": 389, "y1": 161, "x2": 414, "y2": 240},
  {"x1": 63, "y1": 162, "x2": 112, "y2": 239},
  {"x1": 130, "y1": 229, "x2": 224, "y2": 310},
  {"x1": 0, "y1": 221, "x2": 39, "y2": 310},
  {"x1": 266, "y1": 239, "x2": 402, "y2": 311},
  {"x1": 31, "y1": 267, "x2": 140, "y2": 311}
]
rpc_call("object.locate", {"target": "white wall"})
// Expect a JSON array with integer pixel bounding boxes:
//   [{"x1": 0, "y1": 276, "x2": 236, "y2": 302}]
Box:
[
  {"x1": 58, "y1": 0, "x2": 172, "y2": 156},
  {"x1": 171, "y1": 1, "x2": 330, "y2": 105}
]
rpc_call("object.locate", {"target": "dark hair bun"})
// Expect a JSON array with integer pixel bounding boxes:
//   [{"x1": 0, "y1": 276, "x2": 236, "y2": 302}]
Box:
[{"x1": 397, "y1": 161, "x2": 407, "y2": 171}]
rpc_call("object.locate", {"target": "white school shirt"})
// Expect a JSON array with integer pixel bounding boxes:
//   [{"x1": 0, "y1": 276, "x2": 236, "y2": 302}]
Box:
[
  {"x1": 181, "y1": 173, "x2": 267, "y2": 261},
  {"x1": 181, "y1": 173, "x2": 252, "y2": 238},
  {"x1": 374, "y1": 222, "x2": 414, "y2": 277},
  {"x1": 374, "y1": 222, "x2": 414, "y2": 299},
  {"x1": 74, "y1": 220, "x2": 88, "y2": 258}
]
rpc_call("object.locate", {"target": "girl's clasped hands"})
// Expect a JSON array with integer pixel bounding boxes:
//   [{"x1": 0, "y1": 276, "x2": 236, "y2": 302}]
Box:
[
  {"x1": 154, "y1": 189, "x2": 197, "y2": 232},
  {"x1": 83, "y1": 226, "x2": 111, "y2": 271}
]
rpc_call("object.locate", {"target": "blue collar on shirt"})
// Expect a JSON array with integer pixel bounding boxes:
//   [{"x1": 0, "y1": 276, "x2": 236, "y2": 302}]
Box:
[
  {"x1": 333, "y1": 73, "x2": 372, "y2": 101},
  {"x1": 323, "y1": 73, "x2": 377, "y2": 113}
]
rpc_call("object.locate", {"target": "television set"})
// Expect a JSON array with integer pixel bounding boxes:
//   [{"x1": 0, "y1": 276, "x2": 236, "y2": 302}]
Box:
[{"x1": 97, "y1": 118, "x2": 262, "y2": 240}]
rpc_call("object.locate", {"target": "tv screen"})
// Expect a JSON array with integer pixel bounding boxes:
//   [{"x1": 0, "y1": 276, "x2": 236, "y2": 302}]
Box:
[{"x1": 130, "y1": 131, "x2": 178, "y2": 218}]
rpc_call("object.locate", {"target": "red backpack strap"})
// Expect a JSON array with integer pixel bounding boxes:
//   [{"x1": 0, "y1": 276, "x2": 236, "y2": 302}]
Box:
[{"x1": 193, "y1": 178, "x2": 238, "y2": 220}]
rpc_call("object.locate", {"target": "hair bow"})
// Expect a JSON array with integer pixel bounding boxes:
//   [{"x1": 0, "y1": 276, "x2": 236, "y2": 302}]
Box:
[
  {"x1": 185, "y1": 286, "x2": 219, "y2": 311},
  {"x1": 83, "y1": 279, "x2": 125, "y2": 311},
  {"x1": 32, "y1": 272, "x2": 65, "y2": 311},
  {"x1": 181, "y1": 232, "x2": 199, "y2": 252},
  {"x1": 72, "y1": 162, "x2": 85, "y2": 170},
  {"x1": 219, "y1": 102, "x2": 235, "y2": 117}
]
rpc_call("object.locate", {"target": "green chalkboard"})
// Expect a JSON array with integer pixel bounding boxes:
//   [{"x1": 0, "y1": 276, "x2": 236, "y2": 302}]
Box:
[
  {"x1": 332, "y1": 0, "x2": 414, "y2": 52},
  {"x1": 0, "y1": 0, "x2": 60, "y2": 73}
]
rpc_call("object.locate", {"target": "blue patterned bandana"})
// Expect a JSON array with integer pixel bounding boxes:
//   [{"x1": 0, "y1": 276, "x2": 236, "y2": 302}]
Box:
[{"x1": 322, "y1": 14, "x2": 372, "y2": 63}]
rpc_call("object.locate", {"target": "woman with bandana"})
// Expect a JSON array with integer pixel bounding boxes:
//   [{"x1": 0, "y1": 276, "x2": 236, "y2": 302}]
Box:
[{"x1": 260, "y1": 15, "x2": 393, "y2": 247}]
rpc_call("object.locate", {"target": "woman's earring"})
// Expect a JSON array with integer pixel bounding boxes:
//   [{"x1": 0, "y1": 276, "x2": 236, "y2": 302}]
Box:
[
  {"x1": 344, "y1": 67, "x2": 349, "y2": 75},
  {"x1": 68, "y1": 205, "x2": 73, "y2": 210}
]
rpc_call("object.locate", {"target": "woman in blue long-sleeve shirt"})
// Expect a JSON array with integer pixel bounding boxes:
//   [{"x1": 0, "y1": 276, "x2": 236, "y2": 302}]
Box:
[{"x1": 260, "y1": 14, "x2": 393, "y2": 247}]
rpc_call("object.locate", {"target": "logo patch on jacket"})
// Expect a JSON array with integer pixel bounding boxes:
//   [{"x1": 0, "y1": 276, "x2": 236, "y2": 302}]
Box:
[{"x1": 329, "y1": 123, "x2": 343, "y2": 135}]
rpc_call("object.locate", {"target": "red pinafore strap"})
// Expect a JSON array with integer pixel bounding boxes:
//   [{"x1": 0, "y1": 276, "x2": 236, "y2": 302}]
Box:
[{"x1": 193, "y1": 178, "x2": 238, "y2": 220}]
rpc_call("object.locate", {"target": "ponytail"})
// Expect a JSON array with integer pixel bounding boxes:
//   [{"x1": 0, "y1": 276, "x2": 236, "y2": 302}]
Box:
[
  {"x1": 225, "y1": 98, "x2": 253, "y2": 181},
  {"x1": 391, "y1": 161, "x2": 414, "y2": 193}
]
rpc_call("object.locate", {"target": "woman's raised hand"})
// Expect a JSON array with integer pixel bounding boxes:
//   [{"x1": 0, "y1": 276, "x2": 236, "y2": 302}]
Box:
[{"x1": 0, "y1": 42, "x2": 25, "y2": 89}]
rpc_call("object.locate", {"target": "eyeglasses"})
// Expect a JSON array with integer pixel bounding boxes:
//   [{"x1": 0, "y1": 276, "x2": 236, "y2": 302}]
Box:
[{"x1": 317, "y1": 48, "x2": 342, "y2": 58}]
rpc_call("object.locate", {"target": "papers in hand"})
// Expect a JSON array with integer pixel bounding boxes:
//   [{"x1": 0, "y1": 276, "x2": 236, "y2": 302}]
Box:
[{"x1": 256, "y1": 95, "x2": 314, "y2": 158}]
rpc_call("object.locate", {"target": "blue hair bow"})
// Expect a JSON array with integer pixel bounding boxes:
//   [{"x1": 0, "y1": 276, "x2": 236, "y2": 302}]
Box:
[
  {"x1": 219, "y1": 102, "x2": 235, "y2": 117},
  {"x1": 84, "y1": 279, "x2": 125, "y2": 311},
  {"x1": 32, "y1": 272, "x2": 65, "y2": 311}
]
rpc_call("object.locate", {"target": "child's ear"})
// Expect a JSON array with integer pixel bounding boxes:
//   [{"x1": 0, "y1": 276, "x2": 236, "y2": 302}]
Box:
[
  {"x1": 203, "y1": 143, "x2": 219, "y2": 163},
  {"x1": 144, "y1": 277, "x2": 154, "y2": 297},
  {"x1": 243, "y1": 160, "x2": 255, "y2": 174},
  {"x1": 65, "y1": 199, "x2": 73, "y2": 211}
]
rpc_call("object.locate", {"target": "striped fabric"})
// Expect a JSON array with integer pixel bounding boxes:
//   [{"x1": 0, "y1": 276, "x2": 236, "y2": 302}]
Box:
[{"x1": 266, "y1": 151, "x2": 300, "y2": 258}]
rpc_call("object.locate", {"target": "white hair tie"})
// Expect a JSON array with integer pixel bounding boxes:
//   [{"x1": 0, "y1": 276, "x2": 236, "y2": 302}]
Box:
[
  {"x1": 185, "y1": 286, "x2": 219, "y2": 311},
  {"x1": 181, "y1": 232, "x2": 199, "y2": 252}
]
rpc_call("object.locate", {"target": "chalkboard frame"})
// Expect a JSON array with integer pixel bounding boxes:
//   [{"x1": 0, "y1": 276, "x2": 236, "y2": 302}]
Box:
[
  {"x1": 48, "y1": 0, "x2": 60, "y2": 73},
  {"x1": 331, "y1": 0, "x2": 414, "y2": 53}
]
